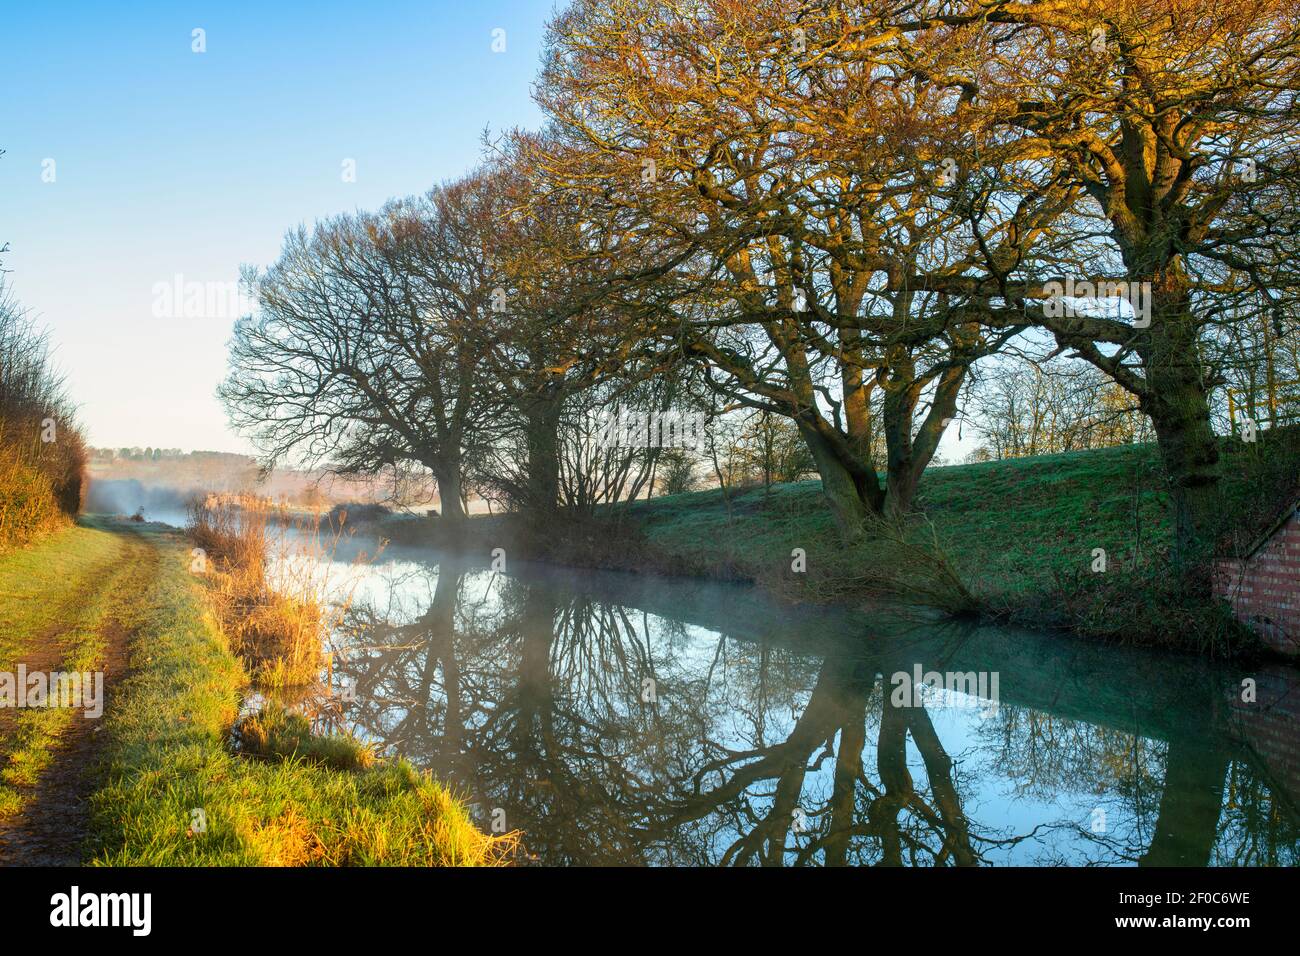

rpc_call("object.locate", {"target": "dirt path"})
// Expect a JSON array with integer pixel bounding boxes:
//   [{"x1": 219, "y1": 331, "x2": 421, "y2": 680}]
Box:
[
  {"x1": 0, "y1": 626, "x2": 64, "y2": 753},
  {"x1": 0, "y1": 530, "x2": 158, "y2": 865}
]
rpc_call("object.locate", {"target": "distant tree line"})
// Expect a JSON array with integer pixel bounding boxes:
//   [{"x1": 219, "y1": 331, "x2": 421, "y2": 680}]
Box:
[{"x1": 91, "y1": 447, "x2": 187, "y2": 462}]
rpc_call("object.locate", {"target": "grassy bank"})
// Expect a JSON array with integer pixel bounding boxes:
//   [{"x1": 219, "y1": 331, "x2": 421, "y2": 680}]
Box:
[
  {"x1": 382, "y1": 434, "x2": 1300, "y2": 657},
  {"x1": 187, "y1": 500, "x2": 330, "y2": 688},
  {"x1": 0, "y1": 517, "x2": 508, "y2": 865},
  {"x1": 634, "y1": 435, "x2": 1300, "y2": 654},
  {"x1": 86, "y1": 521, "x2": 511, "y2": 865}
]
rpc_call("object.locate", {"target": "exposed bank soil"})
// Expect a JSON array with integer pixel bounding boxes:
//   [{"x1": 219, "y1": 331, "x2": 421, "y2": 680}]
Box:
[{"x1": 0, "y1": 534, "x2": 156, "y2": 865}]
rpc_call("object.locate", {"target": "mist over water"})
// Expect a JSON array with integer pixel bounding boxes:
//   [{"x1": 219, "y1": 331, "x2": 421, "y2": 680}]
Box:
[{"x1": 83, "y1": 479, "x2": 198, "y2": 527}]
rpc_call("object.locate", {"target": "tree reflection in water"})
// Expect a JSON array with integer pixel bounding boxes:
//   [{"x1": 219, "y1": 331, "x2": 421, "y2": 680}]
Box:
[{"x1": 324, "y1": 560, "x2": 1300, "y2": 867}]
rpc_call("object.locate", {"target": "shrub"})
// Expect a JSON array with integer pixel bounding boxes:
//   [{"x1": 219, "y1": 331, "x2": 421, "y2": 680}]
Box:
[
  {"x1": 656, "y1": 449, "x2": 699, "y2": 496},
  {"x1": 326, "y1": 501, "x2": 390, "y2": 529},
  {"x1": 0, "y1": 282, "x2": 86, "y2": 552}
]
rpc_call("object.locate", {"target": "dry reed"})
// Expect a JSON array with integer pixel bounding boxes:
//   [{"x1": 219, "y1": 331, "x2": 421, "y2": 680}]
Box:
[{"x1": 188, "y1": 495, "x2": 356, "y2": 687}]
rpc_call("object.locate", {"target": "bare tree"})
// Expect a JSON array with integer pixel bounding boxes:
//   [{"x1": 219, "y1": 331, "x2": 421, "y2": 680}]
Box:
[
  {"x1": 529, "y1": 0, "x2": 1036, "y2": 534},
  {"x1": 970, "y1": 352, "x2": 1152, "y2": 460},
  {"x1": 220, "y1": 184, "x2": 498, "y2": 533},
  {"x1": 879, "y1": 0, "x2": 1300, "y2": 562}
]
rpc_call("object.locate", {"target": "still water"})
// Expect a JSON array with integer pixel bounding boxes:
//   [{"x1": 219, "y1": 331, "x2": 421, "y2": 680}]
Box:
[{"x1": 299, "y1": 540, "x2": 1298, "y2": 866}]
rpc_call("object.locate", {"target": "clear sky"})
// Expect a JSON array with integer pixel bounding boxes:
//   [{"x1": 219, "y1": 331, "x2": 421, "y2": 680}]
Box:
[{"x1": 1, "y1": 0, "x2": 553, "y2": 453}]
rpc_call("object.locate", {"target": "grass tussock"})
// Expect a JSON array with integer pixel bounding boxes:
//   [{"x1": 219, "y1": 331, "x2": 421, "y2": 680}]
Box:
[
  {"x1": 187, "y1": 497, "x2": 342, "y2": 687},
  {"x1": 233, "y1": 703, "x2": 377, "y2": 772},
  {"x1": 88, "y1": 526, "x2": 515, "y2": 866}
]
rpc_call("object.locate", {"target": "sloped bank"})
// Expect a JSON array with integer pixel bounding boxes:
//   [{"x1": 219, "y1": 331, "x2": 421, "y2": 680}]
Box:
[
  {"x1": 87, "y1": 522, "x2": 510, "y2": 866},
  {"x1": 375, "y1": 438, "x2": 1300, "y2": 660}
]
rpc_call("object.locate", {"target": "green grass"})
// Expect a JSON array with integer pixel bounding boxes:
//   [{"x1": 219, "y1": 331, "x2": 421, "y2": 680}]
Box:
[
  {"x1": 604, "y1": 436, "x2": 1298, "y2": 653},
  {"x1": 85, "y1": 524, "x2": 512, "y2": 866},
  {"x1": 633, "y1": 437, "x2": 1291, "y2": 584},
  {"x1": 0, "y1": 520, "x2": 148, "y2": 819},
  {"x1": 0, "y1": 520, "x2": 127, "y2": 665},
  {"x1": 626, "y1": 442, "x2": 1172, "y2": 591}
]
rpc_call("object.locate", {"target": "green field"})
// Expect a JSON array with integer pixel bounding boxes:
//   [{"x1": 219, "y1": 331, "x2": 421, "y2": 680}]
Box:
[
  {"x1": 615, "y1": 436, "x2": 1294, "y2": 653},
  {"x1": 628, "y1": 442, "x2": 1172, "y2": 593}
]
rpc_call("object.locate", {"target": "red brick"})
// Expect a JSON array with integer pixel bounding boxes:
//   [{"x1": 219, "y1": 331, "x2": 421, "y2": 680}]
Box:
[{"x1": 1214, "y1": 513, "x2": 1300, "y2": 657}]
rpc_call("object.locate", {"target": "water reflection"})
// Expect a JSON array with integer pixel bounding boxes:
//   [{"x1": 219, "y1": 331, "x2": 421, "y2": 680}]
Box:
[{"x1": 320, "y1": 553, "x2": 1300, "y2": 867}]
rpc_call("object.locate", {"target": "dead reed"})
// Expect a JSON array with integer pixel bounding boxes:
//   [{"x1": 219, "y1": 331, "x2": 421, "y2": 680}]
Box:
[{"x1": 188, "y1": 495, "x2": 356, "y2": 687}]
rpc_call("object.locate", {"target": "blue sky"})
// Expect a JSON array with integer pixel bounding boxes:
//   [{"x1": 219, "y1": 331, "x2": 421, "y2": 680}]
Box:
[{"x1": 1, "y1": 0, "x2": 553, "y2": 452}]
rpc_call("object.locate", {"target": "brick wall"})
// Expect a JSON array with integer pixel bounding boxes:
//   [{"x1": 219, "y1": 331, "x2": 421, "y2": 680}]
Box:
[
  {"x1": 1215, "y1": 509, "x2": 1300, "y2": 658},
  {"x1": 1225, "y1": 667, "x2": 1300, "y2": 807}
]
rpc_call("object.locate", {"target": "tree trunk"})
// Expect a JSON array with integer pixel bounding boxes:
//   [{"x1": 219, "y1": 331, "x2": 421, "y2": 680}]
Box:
[
  {"x1": 1139, "y1": 311, "x2": 1221, "y2": 572},
  {"x1": 797, "y1": 421, "x2": 882, "y2": 538},
  {"x1": 883, "y1": 464, "x2": 920, "y2": 520},
  {"x1": 523, "y1": 397, "x2": 562, "y2": 524},
  {"x1": 1147, "y1": 392, "x2": 1220, "y2": 567},
  {"x1": 881, "y1": 381, "x2": 919, "y2": 519},
  {"x1": 880, "y1": 365, "x2": 962, "y2": 519},
  {"x1": 433, "y1": 462, "x2": 467, "y2": 540}
]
